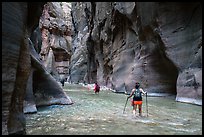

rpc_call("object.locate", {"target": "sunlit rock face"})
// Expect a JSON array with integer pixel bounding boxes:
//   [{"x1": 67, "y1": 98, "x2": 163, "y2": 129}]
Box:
[
  {"x1": 71, "y1": 2, "x2": 202, "y2": 105},
  {"x1": 24, "y1": 2, "x2": 74, "y2": 114},
  {"x1": 39, "y1": 2, "x2": 72, "y2": 82}
]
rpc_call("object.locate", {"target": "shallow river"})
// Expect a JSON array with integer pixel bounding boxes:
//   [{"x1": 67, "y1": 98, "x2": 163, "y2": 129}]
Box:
[{"x1": 26, "y1": 84, "x2": 202, "y2": 135}]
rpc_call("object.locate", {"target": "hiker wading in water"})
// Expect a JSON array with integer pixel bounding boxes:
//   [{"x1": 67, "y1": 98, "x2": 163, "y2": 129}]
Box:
[
  {"x1": 94, "y1": 82, "x2": 100, "y2": 94},
  {"x1": 128, "y1": 82, "x2": 147, "y2": 116}
]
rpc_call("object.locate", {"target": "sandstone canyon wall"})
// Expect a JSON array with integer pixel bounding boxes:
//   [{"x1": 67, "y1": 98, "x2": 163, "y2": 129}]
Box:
[
  {"x1": 39, "y1": 2, "x2": 72, "y2": 82},
  {"x1": 2, "y1": 2, "x2": 73, "y2": 135},
  {"x1": 70, "y1": 2, "x2": 202, "y2": 105},
  {"x1": 2, "y1": 2, "x2": 202, "y2": 135}
]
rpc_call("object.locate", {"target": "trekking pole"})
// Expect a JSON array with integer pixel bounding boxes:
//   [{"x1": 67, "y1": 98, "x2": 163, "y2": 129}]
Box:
[
  {"x1": 123, "y1": 97, "x2": 129, "y2": 114},
  {"x1": 146, "y1": 92, "x2": 148, "y2": 117}
]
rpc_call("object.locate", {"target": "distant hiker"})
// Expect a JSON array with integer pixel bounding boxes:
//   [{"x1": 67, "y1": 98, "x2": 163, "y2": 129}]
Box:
[
  {"x1": 60, "y1": 79, "x2": 65, "y2": 87},
  {"x1": 94, "y1": 82, "x2": 100, "y2": 94},
  {"x1": 127, "y1": 82, "x2": 146, "y2": 116}
]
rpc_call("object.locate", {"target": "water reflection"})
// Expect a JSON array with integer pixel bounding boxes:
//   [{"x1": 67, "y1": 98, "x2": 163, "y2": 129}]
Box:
[{"x1": 26, "y1": 84, "x2": 202, "y2": 135}]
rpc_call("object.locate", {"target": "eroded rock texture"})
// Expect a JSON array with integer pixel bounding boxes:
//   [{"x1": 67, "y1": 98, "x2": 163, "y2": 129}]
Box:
[
  {"x1": 70, "y1": 2, "x2": 202, "y2": 105},
  {"x1": 2, "y1": 3, "x2": 44, "y2": 135},
  {"x1": 39, "y1": 2, "x2": 72, "y2": 82},
  {"x1": 2, "y1": 2, "x2": 73, "y2": 135},
  {"x1": 23, "y1": 38, "x2": 73, "y2": 114}
]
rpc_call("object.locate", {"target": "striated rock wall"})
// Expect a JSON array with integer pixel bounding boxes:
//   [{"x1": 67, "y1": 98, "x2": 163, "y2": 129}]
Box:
[
  {"x1": 2, "y1": 3, "x2": 201, "y2": 135},
  {"x1": 69, "y1": 2, "x2": 92, "y2": 83},
  {"x1": 39, "y1": 2, "x2": 72, "y2": 82},
  {"x1": 154, "y1": 3, "x2": 202, "y2": 105},
  {"x1": 2, "y1": 2, "x2": 73, "y2": 135},
  {"x1": 70, "y1": 2, "x2": 202, "y2": 105},
  {"x1": 2, "y1": 2, "x2": 45, "y2": 134}
]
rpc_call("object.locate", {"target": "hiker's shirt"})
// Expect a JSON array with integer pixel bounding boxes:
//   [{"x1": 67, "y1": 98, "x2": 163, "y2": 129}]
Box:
[{"x1": 133, "y1": 88, "x2": 142, "y2": 101}]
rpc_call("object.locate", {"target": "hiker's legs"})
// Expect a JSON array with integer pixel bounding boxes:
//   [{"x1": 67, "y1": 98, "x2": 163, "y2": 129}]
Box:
[
  {"x1": 95, "y1": 89, "x2": 99, "y2": 94},
  {"x1": 138, "y1": 104, "x2": 142, "y2": 116},
  {"x1": 133, "y1": 105, "x2": 137, "y2": 115}
]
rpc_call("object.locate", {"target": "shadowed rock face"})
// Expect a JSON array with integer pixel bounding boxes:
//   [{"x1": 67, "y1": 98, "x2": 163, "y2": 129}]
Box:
[
  {"x1": 23, "y1": 39, "x2": 73, "y2": 114},
  {"x1": 2, "y1": 2, "x2": 73, "y2": 135},
  {"x1": 2, "y1": 2, "x2": 44, "y2": 135},
  {"x1": 154, "y1": 3, "x2": 202, "y2": 105},
  {"x1": 71, "y1": 2, "x2": 202, "y2": 105}
]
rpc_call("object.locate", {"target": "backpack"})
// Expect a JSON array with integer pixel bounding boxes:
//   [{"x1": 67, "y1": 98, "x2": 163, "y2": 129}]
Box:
[{"x1": 134, "y1": 88, "x2": 141, "y2": 98}]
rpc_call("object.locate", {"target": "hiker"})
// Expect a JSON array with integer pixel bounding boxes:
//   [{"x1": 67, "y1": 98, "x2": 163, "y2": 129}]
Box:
[
  {"x1": 94, "y1": 82, "x2": 100, "y2": 94},
  {"x1": 127, "y1": 82, "x2": 146, "y2": 116},
  {"x1": 60, "y1": 79, "x2": 65, "y2": 87}
]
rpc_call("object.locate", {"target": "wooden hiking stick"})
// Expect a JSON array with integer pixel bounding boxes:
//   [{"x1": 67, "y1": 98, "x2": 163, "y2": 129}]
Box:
[
  {"x1": 123, "y1": 97, "x2": 129, "y2": 114},
  {"x1": 146, "y1": 92, "x2": 148, "y2": 117}
]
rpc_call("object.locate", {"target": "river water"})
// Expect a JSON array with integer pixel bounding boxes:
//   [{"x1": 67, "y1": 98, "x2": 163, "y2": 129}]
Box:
[{"x1": 26, "y1": 84, "x2": 202, "y2": 135}]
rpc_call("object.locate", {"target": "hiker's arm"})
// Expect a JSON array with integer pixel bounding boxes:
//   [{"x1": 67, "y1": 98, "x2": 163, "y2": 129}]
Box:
[
  {"x1": 140, "y1": 88, "x2": 147, "y2": 95},
  {"x1": 128, "y1": 89, "x2": 134, "y2": 98}
]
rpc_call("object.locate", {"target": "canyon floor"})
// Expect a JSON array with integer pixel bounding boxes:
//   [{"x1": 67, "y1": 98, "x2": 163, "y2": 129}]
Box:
[{"x1": 26, "y1": 83, "x2": 202, "y2": 135}]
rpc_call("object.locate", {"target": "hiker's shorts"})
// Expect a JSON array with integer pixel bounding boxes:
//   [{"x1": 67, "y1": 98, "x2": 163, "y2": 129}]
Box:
[{"x1": 131, "y1": 100, "x2": 142, "y2": 105}]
